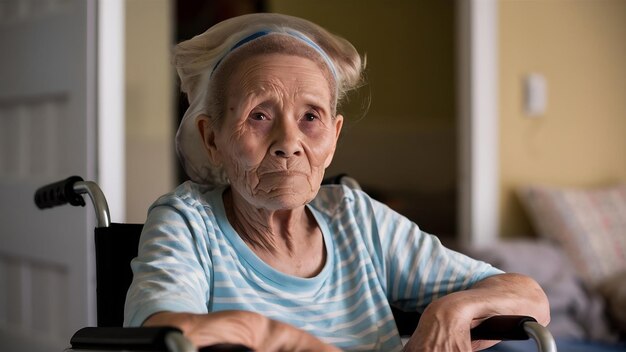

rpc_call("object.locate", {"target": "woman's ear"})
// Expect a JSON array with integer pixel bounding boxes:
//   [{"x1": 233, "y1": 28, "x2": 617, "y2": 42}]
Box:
[
  {"x1": 324, "y1": 114, "x2": 344, "y2": 168},
  {"x1": 197, "y1": 115, "x2": 222, "y2": 165},
  {"x1": 334, "y1": 114, "x2": 344, "y2": 141}
]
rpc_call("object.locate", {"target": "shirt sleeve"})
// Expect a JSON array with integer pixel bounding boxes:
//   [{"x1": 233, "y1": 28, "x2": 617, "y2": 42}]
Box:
[
  {"x1": 123, "y1": 199, "x2": 212, "y2": 327},
  {"x1": 361, "y1": 192, "x2": 503, "y2": 312}
]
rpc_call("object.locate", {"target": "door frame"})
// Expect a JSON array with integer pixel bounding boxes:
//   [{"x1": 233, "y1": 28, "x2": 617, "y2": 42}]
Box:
[
  {"x1": 98, "y1": 0, "x2": 126, "y2": 223},
  {"x1": 457, "y1": 0, "x2": 499, "y2": 247}
]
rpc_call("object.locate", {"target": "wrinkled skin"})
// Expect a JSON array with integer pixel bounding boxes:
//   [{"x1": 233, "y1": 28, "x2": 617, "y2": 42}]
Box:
[
  {"x1": 403, "y1": 273, "x2": 550, "y2": 352},
  {"x1": 198, "y1": 54, "x2": 342, "y2": 268},
  {"x1": 204, "y1": 54, "x2": 341, "y2": 211},
  {"x1": 145, "y1": 310, "x2": 340, "y2": 352}
]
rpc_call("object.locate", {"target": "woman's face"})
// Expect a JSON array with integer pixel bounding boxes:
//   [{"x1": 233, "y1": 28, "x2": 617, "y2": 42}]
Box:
[{"x1": 205, "y1": 53, "x2": 343, "y2": 210}]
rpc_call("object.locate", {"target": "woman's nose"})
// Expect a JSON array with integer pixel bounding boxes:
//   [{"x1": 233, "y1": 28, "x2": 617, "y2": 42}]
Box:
[{"x1": 270, "y1": 120, "x2": 302, "y2": 158}]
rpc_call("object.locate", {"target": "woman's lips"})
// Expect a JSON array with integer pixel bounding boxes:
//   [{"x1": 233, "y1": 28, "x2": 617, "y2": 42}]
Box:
[{"x1": 257, "y1": 169, "x2": 309, "y2": 177}]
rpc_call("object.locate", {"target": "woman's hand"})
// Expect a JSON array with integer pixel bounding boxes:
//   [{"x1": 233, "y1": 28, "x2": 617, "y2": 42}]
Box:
[
  {"x1": 402, "y1": 273, "x2": 550, "y2": 352},
  {"x1": 402, "y1": 293, "x2": 486, "y2": 351},
  {"x1": 144, "y1": 310, "x2": 340, "y2": 351}
]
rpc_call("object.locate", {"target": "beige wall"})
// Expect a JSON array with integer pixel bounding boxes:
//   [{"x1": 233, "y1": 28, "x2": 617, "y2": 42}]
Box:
[
  {"x1": 499, "y1": 0, "x2": 626, "y2": 236},
  {"x1": 125, "y1": 0, "x2": 175, "y2": 222}
]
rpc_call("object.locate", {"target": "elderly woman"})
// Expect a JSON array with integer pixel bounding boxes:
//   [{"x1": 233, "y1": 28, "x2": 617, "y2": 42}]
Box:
[{"x1": 124, "y1": 13, "x2": 549, "y2": 351}]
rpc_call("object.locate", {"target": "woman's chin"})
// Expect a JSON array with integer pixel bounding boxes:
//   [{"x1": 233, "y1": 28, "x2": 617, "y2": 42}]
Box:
[{"x1": 253, "y1": 189, "x2": 315, "y2": 211}]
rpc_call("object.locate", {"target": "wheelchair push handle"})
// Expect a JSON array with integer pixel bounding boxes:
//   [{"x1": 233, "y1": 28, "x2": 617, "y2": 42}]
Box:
[
  {"x1": 34, "y1": 175, "x2": 111, "y2": 228},
  {"x1": 471, "y1": 315, "x2": 536, "y2": 341},
  {"x1": 34, "y1": 175, "x2": 86, "y2": 209}
]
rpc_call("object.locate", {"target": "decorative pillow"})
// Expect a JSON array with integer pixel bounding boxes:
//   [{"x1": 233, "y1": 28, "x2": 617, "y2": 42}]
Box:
[{"x1": 518, "y1": 184, "x2": 626, "y2": 286}]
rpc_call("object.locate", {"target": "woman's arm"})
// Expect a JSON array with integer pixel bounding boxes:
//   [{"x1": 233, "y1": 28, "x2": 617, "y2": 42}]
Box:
[
  {"x1": 144, "y1": 310, "x2": 340, "y2": 351},
  {"x1": 404, "y1": 273, "x2": 550, "y2": 352}
]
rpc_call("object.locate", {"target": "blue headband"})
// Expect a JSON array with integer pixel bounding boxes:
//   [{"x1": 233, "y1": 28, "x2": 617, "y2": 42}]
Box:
[{"x1": 211, "y1": 29, "x2": 338, "y2": 78}]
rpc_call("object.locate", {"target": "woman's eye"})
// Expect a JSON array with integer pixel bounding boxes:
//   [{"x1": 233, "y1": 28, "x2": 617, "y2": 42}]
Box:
[
  {"x1": 303, "y1": 112, "x2": 319, "y2": 122},
  {"x1": 250, "y1": 112, "x2": 267, "y2": 121}
]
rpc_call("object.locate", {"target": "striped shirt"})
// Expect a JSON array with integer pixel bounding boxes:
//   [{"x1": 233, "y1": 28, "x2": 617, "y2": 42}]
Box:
[{"x1": 124, "y1": 182, "x2": 502, "y2": 351}]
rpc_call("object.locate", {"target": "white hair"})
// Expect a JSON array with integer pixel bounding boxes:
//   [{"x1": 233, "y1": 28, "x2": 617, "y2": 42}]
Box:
[{"x1": 174, "y1": 13, "x2": 364, "y2": 185}]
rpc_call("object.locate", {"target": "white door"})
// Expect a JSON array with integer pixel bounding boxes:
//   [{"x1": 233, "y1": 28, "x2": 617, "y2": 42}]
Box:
[{"x1": 0, "y1": 1, "x2": 98, "y2": 351}]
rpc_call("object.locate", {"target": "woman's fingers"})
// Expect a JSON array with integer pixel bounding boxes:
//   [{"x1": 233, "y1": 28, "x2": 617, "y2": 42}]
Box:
[{"x1": 145, "y1": 310, "x2": 340, "y2": 351}]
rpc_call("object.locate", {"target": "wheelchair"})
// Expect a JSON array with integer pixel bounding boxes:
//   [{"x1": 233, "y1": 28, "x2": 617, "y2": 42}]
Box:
[{"x1": 34, "y1": 176, "x2": 557, "y2": 352}]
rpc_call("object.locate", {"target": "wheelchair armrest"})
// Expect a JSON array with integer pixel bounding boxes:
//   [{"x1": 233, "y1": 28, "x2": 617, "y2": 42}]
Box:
[
  {"x1": 68, "y1": 318, "x2": 554, "y2": 352},
  {"x1": 70, "y1": 327, "x2": 190, "y2": 351},
  {"x1": 70, "y1": 327, "x2": 253, "y2": 352},
  {"x1": 471, "y1": 316, "x2": 557, "y2": 352},
  {"x1": 471, "y1": 315, "x2": 537, "y2": 340}
]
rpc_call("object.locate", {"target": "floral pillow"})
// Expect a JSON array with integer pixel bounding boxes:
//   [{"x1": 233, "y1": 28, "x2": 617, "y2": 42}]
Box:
[{"x1": 518, "y1": 184, "x2": 626, "y2": 287}]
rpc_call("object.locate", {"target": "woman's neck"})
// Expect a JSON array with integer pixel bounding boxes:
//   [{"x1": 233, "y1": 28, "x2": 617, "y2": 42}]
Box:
[{"x1": 223, "y1": 187, "x2": 317, "y2": 256}]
